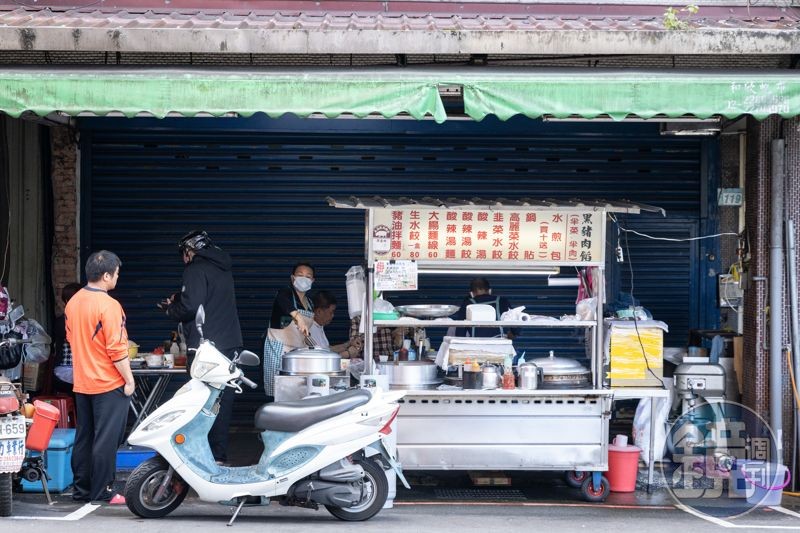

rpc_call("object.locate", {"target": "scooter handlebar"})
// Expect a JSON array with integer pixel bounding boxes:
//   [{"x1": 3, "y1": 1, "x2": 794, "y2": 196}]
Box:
[{"x1": 239, "y1": 375, "x2": 258, "y2": 389}]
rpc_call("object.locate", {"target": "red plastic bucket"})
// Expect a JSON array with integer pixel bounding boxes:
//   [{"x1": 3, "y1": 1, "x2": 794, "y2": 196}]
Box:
[
  {"x1": 607, "y1": 444, "x2": 641, "y2": 492},
  {"x1": 25, "y1": 400, "x2": 60, "y2": 452}
]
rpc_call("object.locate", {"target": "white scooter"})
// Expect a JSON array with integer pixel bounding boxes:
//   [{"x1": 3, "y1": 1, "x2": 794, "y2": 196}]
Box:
[{"x1": 124, "y1": 307, "x2": 407, "y2": 525}]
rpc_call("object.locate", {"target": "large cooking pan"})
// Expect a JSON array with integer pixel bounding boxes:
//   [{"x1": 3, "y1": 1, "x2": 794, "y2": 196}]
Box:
[
  {"x1": 280, "y1": 347, "x2": 343, "y2": 376},
  {"x1": 376, "y1": 360, "x2": 442, "y2": 389}
]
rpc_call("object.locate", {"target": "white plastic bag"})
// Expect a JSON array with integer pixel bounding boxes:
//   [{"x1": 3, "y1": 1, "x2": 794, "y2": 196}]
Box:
[
  {"x1": 632, "y1": 394, "x2": 672, "y2": 465},
  {"x1": 345, "y1": 265, "x2": 366, "y2": 319},
  {"x1": 21, "y1": 319, "x2": 52, "y2": 363},
  {"x1": 576, "y1": 297, "x2": 597, "y2": 321}
]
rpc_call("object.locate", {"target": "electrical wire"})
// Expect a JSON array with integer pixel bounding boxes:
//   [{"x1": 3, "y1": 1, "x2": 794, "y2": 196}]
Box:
[
  {"x1": 785, "y1": 346, "x2": 800, "y2": 496},
  {"x1": 786, "y1": 346, "x2": 800, "y2": 411},
  {"x1": 608, "y1": 213, "x2": 738, "y2": 242},
  {"x1": 622, "y1": 216, "x2": 666, "y2": 389},
  {"x1": 0, "y1": 128, "x2": 10, "y2": 286}
]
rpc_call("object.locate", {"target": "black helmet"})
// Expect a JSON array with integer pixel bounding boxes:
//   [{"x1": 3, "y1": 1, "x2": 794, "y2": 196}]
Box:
[{"x1": 178, "y1": 230, "x2": 211, "y2": 254}]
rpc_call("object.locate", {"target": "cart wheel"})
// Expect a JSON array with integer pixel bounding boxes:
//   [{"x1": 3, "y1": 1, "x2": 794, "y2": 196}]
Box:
[
  {"x1": 580, "y1": 475, "x2": 610, "y2": 503},
  {"x1": 564, "y1": 470, "x2": 589, "y2": 489}
]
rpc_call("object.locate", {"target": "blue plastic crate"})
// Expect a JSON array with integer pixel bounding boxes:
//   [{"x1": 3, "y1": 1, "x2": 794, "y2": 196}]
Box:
[
  {"x1": 116, "y1": 445, "x2": 156, "y2": 470},
  {"x1": 21, "y1": 428, "x2": 75, "y2": 493}
]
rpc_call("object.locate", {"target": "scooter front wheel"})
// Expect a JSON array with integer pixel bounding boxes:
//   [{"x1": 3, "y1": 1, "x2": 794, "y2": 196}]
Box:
[
  {"x1": 125, "y1": 457, "x2": 189, "y2": 518},
  {"x1": 325, "y1": 457, "x2": 388, "y2": 522}
]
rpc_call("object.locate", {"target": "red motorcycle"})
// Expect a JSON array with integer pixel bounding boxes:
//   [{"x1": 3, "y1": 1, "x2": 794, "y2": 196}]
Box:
[
  {"x1": 0, "y1": 336, "x2": 30, "y2": 516},
  {"x1": 0, "y1": 315, "x2": 57, "y2": 516}
]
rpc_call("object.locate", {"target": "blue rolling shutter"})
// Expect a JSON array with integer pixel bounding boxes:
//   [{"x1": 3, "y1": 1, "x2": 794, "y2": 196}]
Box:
[{"x1": 80, "y1": 116, "x2": 711, "y2": 419}]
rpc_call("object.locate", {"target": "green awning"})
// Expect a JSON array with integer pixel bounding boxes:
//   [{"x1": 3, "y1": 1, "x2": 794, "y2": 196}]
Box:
[
  {"x1": 454, "y1": 70, "x2": 800, "y2": 121},
  {"x1": 2, "y1": 67, "x2": 800, "y2": 123},
  {"x1": 0, "y1": 68, "x2": 447, "y2": 123}
]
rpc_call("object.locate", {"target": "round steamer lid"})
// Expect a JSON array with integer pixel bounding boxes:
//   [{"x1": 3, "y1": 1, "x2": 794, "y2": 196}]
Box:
[{"x1": 283, "y1": 347, "x2": 340, "y2": 360}]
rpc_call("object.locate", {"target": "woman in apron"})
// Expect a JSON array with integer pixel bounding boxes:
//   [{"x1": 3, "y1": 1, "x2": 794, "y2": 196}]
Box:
[
  {"x1": 264, "y1": 262, "x2": 316, "y2": 399},
  {"x1": 270, "y1": 262, "x2": 316, "y2": 335}
]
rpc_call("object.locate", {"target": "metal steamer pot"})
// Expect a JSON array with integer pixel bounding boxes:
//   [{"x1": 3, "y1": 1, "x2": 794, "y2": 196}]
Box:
[
  {"x1": 530, "y1": 353, "x2": 591, "y2": 389},
  {"x1": 280, "y1": 347, "x2": 344, "y2": 376},
  {"x1": 376, "y1": 360, "x2": 441, "y2": 390}
]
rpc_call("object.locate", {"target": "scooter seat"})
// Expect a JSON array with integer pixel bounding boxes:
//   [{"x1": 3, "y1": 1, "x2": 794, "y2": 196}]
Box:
[{"x1": 254, "y1": 388, "x2": 372, "y2": 433}]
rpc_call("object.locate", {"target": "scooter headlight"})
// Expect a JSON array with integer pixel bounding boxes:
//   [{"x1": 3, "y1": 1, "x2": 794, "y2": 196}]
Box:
[
  {"x1": 191, "y1": 360, "x2": 219, "y2": 379},
  {"x1": 142, "y1": 410, "x2": 185, "y2": 432}
]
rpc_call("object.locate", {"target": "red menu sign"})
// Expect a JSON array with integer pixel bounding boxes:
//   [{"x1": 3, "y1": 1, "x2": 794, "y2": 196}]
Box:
[{"x1": 371, "y1": 208, "x2": 604, "y2": 266}]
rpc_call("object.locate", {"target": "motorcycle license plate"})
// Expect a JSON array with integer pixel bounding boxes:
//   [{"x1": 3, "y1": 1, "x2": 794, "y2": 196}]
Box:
[{"x1": 0, "y1": 415, "x2": 26, "y2": 473}]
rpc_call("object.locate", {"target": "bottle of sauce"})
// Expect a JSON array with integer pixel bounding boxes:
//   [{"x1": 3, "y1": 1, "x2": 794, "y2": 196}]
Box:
[
  {"x1": 398, "y1": 339, "x2": 409, "y2": 362},
  {"x1": 167, "y1": 332, "x2": 179, "y2": 369},
  {"x1": 502, "y1": 356, "x2": 515, "y2": 390}
]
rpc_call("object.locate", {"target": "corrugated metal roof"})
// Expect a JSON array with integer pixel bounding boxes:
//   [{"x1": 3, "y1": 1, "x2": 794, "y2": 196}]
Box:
[
  {"x1": 326, "y1": 195, "x2": 666, "y2": 214},
  {"x1": 0, "y1": 6, "x2": 795, "y2": 32},
  {"x1": 0, "y1": 6, "x2": 797, "y2": 55}
]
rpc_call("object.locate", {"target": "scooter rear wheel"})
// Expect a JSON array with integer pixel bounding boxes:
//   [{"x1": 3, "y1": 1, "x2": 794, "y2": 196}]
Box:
[
  {"x1": 0, "y1": 472, "x2": 12, "y2": 517},
  {"x1": 124, "y1": 457, "x2": 189, "y2": 518},
  {"x1": 325, "y1": 457, "x2": 388, "y2": 522}
]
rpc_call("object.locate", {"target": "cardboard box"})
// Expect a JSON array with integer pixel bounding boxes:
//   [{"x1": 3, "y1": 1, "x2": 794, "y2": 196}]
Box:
[
  {"x1": 606, "y1": 321, "x2": 665, "y2": 387},
  {"x1": 22, "y1": 362, "x2": 47, "y2": 392}
]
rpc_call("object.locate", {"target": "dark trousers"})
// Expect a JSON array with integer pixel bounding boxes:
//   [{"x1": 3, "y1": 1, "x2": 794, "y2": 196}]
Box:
[
  {"x1": 187, "y1": 346, "x2": 239, "y2": 463},
  {"x1": 210, "y1": 387, "x2": 235, "y2": 462},
  {"x1": 72, "y1": 387, "x2": 130, "y2": 501}
]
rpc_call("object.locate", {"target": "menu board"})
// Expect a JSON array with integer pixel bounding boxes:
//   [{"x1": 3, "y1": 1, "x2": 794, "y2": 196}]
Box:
[{"x1": 371, "y1": 208, "x2": 604, "y2": 266}]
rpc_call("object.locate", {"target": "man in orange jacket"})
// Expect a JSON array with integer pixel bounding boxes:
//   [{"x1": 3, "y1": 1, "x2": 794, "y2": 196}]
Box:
[{"x1": 66, "y1": 250, "x2": 134, "y2": 503}]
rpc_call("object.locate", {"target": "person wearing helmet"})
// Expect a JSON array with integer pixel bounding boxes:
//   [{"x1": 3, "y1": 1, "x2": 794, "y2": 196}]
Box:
[{"x1": 161, "y1": 230, "x2": 243, "y2": 464}]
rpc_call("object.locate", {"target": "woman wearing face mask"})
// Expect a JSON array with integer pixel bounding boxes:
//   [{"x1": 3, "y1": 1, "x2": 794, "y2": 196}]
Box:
[{"x1": 270, "y1": 262, "x2": 316, "y2": 336}]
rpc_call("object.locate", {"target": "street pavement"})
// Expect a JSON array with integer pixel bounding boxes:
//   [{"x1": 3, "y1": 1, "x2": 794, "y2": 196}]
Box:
[{"x1": 6, "y1": 472, "x2": 800, "y2": 532}]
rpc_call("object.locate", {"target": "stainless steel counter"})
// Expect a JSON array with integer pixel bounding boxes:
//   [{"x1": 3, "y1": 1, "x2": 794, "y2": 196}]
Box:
[
  {"x1": 393, "y1": 386, "x2": 667, "y2": 493},
  {"x1": 395, "y1": 388, "x2": 611, "y2": 471}
]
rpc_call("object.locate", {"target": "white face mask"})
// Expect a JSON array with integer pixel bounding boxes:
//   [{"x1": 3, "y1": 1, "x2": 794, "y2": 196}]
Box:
[{"x1": 293, "y1": 276, "x2": 313, "y2": 293}]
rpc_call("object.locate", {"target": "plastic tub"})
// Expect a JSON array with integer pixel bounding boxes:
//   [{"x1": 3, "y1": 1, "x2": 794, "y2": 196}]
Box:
[
  {"x1": 117, "y1": 445, "x2": 157, "y2": 470},
  {"x1": 607, "y1": 443, "x2": 641, "y2": 492},
  {"x1": 730, "y1": 460, "x2": 789, "y2": 506},
  {"x1": 25, "y1": 400, "x2": 61, "y2": 452}
]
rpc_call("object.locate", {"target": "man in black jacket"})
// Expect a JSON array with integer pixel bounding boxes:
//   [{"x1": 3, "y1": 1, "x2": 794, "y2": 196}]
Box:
[{"x1": 162, "y1": 230, "x2": 243, "y2": 463}]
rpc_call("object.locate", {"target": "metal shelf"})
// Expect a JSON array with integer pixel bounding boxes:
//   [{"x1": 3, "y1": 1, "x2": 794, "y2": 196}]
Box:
[{"x1": 373, "y1": 319, "x2": 596, "y2": 327}]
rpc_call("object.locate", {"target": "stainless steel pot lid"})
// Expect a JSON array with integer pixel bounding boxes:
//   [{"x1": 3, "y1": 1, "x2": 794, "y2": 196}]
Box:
[
  {"x1": 377, "y1": 360, "x2": 436, "y2": 367},
  {"x1": 282, "y1": 347, "x2": 341, "y2": 360},
  {"x1": 278, "y1": 370, "x2": 346, "y2": 376},
  {"x1": 395, "y1": 304, "x2": 460, "y2": 318},
  {"x1": 530, "y1": 352, "x2": 589, "y2": 375}
]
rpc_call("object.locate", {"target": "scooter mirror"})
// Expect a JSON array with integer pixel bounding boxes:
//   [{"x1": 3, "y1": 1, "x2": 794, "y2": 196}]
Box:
[{"x1": 236, "y1": 350, "x2": 260, "y2": 367}]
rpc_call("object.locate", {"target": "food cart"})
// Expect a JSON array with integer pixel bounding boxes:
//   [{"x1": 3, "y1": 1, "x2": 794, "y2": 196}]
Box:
[{"x1": 328, "y1": 196, "x2": 664, "y2": 501}]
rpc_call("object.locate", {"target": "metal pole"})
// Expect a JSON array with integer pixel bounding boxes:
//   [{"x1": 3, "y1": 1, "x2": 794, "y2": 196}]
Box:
[
  {"x1": 365, "y1": 209, "x2": 374, "y2": 376},
  {"x1": 594, "y1": 266, "x2": 605, "y2": 389},
  {"x1": 787, "y1": 219, "x2": 800, "y2": 488},
  {"x1": 769, "y1": 139, "x2": 785, "y2": 462},
  {"x1": 737, "y1": 134, "x2": 747, "y2": 335}
]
